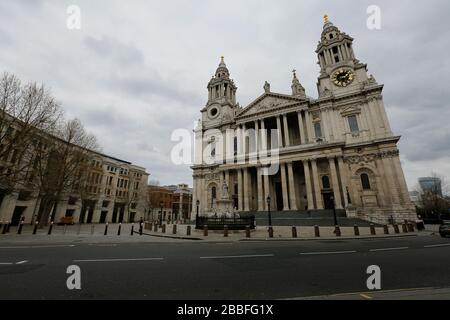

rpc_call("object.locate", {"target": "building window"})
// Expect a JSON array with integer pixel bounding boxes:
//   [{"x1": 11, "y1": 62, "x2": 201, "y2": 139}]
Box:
[
  {"x1": 314, "y1": 122, "x2": 322, "y2": 138},
  {"x1": 322, "y1": 176, "x2": 331, "y2": 189},
  {"x1": 348, "y1": 115, "x2": 359, "y2": 133},
  {"x1": 361, "y1": 173, "x2": 371, "y2": 190}
]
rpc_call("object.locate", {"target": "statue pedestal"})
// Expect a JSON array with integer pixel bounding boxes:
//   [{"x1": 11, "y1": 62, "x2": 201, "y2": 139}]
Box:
[{"x1": 216, "y1": 198, "x2": 234, "y2": 215}]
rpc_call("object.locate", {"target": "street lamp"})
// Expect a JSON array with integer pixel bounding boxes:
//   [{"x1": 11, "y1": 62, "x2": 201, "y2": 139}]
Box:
[
  {"x1": 159, "y1": 201, "x2": 164, "y2": 225},
  {"x1": 266, "y1": 196, "x2": 272, "y2": 227},
  {"x1": 196, "y1": 200, "x2": 200, "y2": 220},
  {"x1": 330, "y1": 194, "x2": 338, "y2": 227}
]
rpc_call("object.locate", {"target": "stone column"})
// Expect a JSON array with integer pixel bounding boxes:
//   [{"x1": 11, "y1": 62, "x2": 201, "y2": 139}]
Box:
[
  {"x1": 328, "y1": 157, "x2": 343, "y2": 209},
  {"x1": 297, "y1": 111, "x2": 306, "y2": 145},
  {"x1": 260, "y1": 118, "x2": 267, "y2": 151},
  {"x1": 337, "y1": 157, "x2": 349, "y2": 208},
  {"x1": 303, "y1": 160, "x2": 315, "y2": 210},
  {"x1": 382, "y1": 156, "x2": 401, "y2": 206},
  {"x1": 311, "y1": 159, "x2": 324, "y2": 209},
  {"x1": 304, "y1": 111, "x2": 313, "y2": 143},
  {"x1": 263, "y1": 167, "x2": 270, "y2": 211},
  {"x1": 283, "y1": 114, "x2": 291, "y2": 147},
  {"x1": 276, "y1": 116, "x2": 283, "y2": 148},
  {"x1": 242, "y1": 124, "x2": 247, "y2": 158},
  {"x1": 287, "y1": 162, "x2": 298, "y2": 210},
  {"x1": 257, "y1": 167, "x2": 264, "y2": 211},
  {"x1": 392, "y1": 155, "x2": 411, "y2": 205},
  {"x1": 237, "y1": 169, "x2": 243, "y2": 211},
  {"x1": 254, "y1": 120, "x2": 259, "y2": 154},
  {"x1": 243, "y1": 168, "x2": 250, "y2": 211},
  {"x1": 280, "y1": 163, "x2": 290, "y2": 211}
]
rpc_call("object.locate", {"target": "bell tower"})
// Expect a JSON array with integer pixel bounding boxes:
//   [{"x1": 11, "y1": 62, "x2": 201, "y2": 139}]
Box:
[
  {"x1": 201, "y1": 57, "x2": 238, "y2": 128},
  {"x1": 316, "y1": 15, "x2": 370, "y2": 97}
]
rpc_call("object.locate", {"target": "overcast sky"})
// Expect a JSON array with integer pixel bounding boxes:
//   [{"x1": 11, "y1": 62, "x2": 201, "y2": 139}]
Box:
[{"x1": 0, "y1": 0, "x2": 449, "y2": 190}]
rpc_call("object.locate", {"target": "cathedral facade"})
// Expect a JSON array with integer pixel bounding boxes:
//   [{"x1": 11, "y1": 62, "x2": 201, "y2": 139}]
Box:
[{"x1": 191, "y1": 17, "x2": 416, "y2": 224}]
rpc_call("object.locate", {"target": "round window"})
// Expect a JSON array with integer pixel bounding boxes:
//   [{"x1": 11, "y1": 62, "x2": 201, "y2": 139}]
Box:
[{"x1": 210, "y1": 108, "x2": 218, "y2": 117}]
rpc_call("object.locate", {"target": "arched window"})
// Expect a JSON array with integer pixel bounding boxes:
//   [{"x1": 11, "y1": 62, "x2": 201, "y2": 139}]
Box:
[
  {"x1": 361, "y1": 173, "x2": 371, "y2": 190},
  {"x1": 322, "y1": 175, "x2": 331, "y2": 189}
]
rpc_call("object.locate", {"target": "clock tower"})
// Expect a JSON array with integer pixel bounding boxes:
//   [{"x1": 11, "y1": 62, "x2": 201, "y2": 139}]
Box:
[
  {"x1": 316, "y1": 15, "x2": 370, "y2": 97},
  {"x1": 201, "y1": 56, "x2": 238, "y2": 129}
]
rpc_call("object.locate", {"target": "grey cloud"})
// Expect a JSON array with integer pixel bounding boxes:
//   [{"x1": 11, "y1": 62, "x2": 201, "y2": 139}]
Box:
[{"x1": 0, "y1": 0, "x2": 449, "y2": 187}]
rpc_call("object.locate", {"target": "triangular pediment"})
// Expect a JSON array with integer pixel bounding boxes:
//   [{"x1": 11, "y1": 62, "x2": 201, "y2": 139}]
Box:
[
  {"x1": 340, "y1": 105, "x2": 361, "y2": 116},
  {"x1": 236, "y1": 93, "x2": 306, "y2": 118}
]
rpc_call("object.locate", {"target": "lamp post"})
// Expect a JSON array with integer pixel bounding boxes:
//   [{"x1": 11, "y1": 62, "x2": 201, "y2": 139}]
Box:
[
  {"x1": 331, "y1": 194, "x2": 338, "y2": 227},
  {"x1": 266, "y1": 196, "x2": 272, "y2": 227},
  {"x1": 159, "y1": 201, "x2": 163, "y2": 226}
]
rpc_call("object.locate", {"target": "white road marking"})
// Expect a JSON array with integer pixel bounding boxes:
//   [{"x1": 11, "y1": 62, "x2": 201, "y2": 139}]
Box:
[
  {"x1": 73, "y1": 258, "x2": 164, "y2": 263},
  {"x1": 300, "y1": 251, "x2": 357, "y2": 256},
  {"x1": 424, "y1": 243, "x2": 450, "y2": 248},
  {"x1": 0, "y1": 245, "x2": 75, "y2": 249},
  {"x1": 15, "y1": 260, "x2": 28, "y2": 265},
  {"x1": 200, "y1": 254, "x2": 274, "y2": 260},
  {"x1": 0, "y1": 263, "x2": 13, "y2": 265},
  {"x1": 88, "y1": 244, "x2": 119, "y2": 247},
  {"x1": 370, "y1": 247, "x2": 409, "y2": 252}
]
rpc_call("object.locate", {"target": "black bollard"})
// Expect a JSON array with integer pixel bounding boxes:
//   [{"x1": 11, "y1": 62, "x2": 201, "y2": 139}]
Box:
[
  {"x1": 354, "y1": 225, "x2": 360, "y2": 236},
  {"x1": 47, "y1": 222, "x2": 54, "y2": 235},
  {"x1": 2, "y1": 222, "x2": 8, "y2": 234},
  {"x1": 370, "y1": 224, "x2": 376, "y2": 236},
  {"x1": 246, "y1": 226, "x2": 251, "y2": 238},
  {"x1": 335, "y1": 226, "x2": 341, "y2": 237},
  {"x1": 224, "y1": 225, "x2": 229, "y2": 237},
  {"x1": 139, "y1": 223, "x2": 143, "y2": 236},
  {"x1": 131, "y1": 224, "x2": 134, "y2": 236},
  {"x1": 117, "y1": 223, "x2": 122, "y2": 236},
  {"x1": 32, "y1": 221, "x2": 38, "y2": 235},
  {"x1": 402, "y1": 223, "x2": 408, "y2": 233},
  {"x1": 187, "y1": 225, "x2": 191, "y2": 236},
  {"x1": 172, "y1": 224, "x2": 177, "y2": 235},
  {"x1": 314, "y1": 225, "x2": 320, "y2": 237},
  {"x1": 292, "y1": 226, "x2": 298, "y2": 238},
  {"x1": 384, "y1": 225, "x2": 389, "y2": 235},
  {"x1": 394, "y1": 224, "x2": 400, "y2": 234},
  {"x1": 203, "y1": 225, "x2": 208, "y2": 237},
  {"x1": 162, "y1": 224, "x2": 166, "y2": 234},
  {"x1": 104, "y1": 223, "x2": 108, "y2": 236},
  {"x1": 268, "y1": 227, "x2": 274, "y2": 238},
  {"x1": 17, "y1": 221, "x2": 24, "y2": 235}
]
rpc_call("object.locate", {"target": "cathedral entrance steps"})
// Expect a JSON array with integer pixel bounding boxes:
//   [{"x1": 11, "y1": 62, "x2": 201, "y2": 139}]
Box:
[{"x1": 240, "y1": 210, "x2": 379, "y2": 227}]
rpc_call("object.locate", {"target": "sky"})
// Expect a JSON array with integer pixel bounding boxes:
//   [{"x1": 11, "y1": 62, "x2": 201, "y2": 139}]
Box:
[{"x1": 0, "y1": 0, "x2": 449, "y2": 190}]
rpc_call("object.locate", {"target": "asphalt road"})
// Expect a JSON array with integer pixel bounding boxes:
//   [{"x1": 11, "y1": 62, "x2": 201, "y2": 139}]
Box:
[{"x1": 0, "y1": 235, "x2": 449, "y2": 300}]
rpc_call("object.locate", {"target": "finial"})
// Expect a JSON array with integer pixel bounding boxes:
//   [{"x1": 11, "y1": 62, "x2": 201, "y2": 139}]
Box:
[
  {"x1": 220, "y1": 56, "x2": 225, "y2": 63},
  {"x1": 292, "y1": 69, "x2": 297, "y2": 78},
  {"x1": 324, "y1": 14, "x2": 329, "y2": 23}
]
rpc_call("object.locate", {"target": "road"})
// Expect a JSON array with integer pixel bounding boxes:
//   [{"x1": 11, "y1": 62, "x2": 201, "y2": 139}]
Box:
[{"x1": 0, "y1": 235, "x2": 449, "y2": 299}]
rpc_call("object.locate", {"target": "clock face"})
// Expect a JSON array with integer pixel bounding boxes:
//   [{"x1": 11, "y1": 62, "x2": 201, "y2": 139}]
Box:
[{"x1": 332, "y1": 69, "x2": 354, "y2": 87}]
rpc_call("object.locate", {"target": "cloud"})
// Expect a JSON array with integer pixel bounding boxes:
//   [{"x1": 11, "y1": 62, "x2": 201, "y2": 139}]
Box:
[{"x1": 0, "y1": 0, "x2": 449, "y2": 189}]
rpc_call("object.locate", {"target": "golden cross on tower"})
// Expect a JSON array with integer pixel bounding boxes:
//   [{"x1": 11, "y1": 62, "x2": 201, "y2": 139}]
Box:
[{"x1": 324, "y1": 14, "x2": 329, "y2": 23}]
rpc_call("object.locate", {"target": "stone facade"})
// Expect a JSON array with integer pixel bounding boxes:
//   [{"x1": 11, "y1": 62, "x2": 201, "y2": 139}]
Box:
[
  {"x1": 0, "y1": 151, "x2": 149, "y2": 225},
  {"x1": 191, "y1": 17, "x2": 416, "y2": 224}
]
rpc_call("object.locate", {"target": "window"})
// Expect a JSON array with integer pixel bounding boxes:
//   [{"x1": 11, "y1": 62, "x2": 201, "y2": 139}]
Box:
[
  {"x1": 322, "y1": 176, "x2": 331, "y2": 189},
  {"x1": 234, "y1": 136, "x2": 238, "y2": 156},
  {"x1": 348, "y1": 115, "x2": 359, "y2": 133},
  {"x1": 361, "y1": 173, "x2": 371, "y2": 190},
  {"x1": 314, "y1": 122, "x2": 322, "y2": 138}
]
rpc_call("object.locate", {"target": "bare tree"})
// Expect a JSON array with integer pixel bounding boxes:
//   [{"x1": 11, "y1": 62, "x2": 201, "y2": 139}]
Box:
[
  {"x1": 0, "y1": 72, "x2": 62, "y2": 194},
  {"x1": 417, "y1": 172, "x2": 450, "y2": 220},
  {"x1": 35, "y1": 118, "x2": 99, "y2": 224}
]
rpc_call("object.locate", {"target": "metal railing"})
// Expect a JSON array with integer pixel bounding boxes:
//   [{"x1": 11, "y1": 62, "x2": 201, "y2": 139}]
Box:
[{"x1": 195, "y1": 216, "x2": 255, "y2": 230}]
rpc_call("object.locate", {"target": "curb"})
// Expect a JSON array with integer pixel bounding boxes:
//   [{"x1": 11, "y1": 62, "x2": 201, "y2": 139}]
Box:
[{"x1": 139, "y1": 231, "x2": 419, "y2": 242}]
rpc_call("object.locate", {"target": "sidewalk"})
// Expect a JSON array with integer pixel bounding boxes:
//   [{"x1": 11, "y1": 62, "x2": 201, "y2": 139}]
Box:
[
  {"x1": 142, "y1": 223, "x2": 420, "y2": 242},
  {"x1": 0, "y1": 222, "x2": 422, "y2": 244}
]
